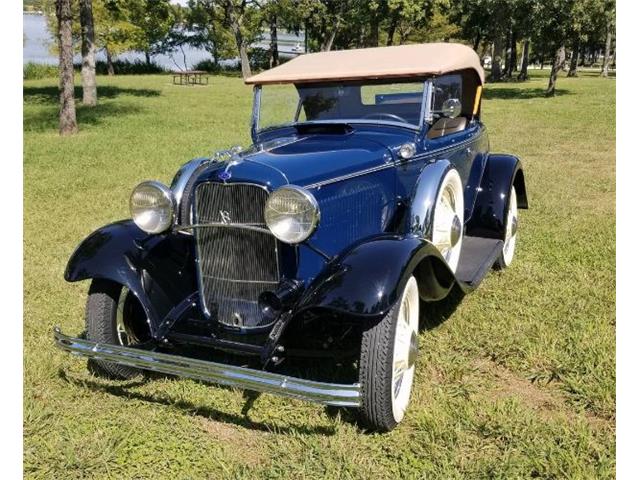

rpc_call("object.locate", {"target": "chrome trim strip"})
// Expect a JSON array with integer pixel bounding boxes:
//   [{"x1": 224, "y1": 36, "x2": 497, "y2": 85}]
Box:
[
  {"x1": 176, "y1": 223, "x2": 272, "y2": 235},
  {"x1": 304, "y1": 163, "x2": 397, "y2": 190},
  {"x1": 304, "y1": 133, "x2": 480, "y2": 190},
  {"x1": 170, "y1": 158, "x2": 210, "y2": 208},
  {"x1": 201, "y1": 276, "x2": 277, "y2": 284},
  {"x1": 54, "y1": 327, "x2": 361, "y2": 407}
]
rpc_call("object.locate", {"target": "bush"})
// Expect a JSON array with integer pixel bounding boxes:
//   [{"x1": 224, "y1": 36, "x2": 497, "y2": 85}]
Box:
[
  {"x1": 192, "y1": 59, "x2": 222, "y2": 73},
  {"x1": 23, "y1": 63, "x2": 58, "y2": 80},
  {"x1": 249, "y1": 48, "x2": 271, "y2": 70},
  {"x1": 93, "y1": 59, "x2": 166, "y2": 75}
]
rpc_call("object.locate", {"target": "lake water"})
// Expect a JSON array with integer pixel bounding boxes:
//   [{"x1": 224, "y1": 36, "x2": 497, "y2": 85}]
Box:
[{"x1": 23, "y1": 12, "x2": 304, "y2": 69}]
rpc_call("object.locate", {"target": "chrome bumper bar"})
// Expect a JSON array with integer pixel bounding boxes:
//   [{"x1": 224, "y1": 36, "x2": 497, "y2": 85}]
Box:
[{"x1": 53, "y1": 327, "x2": 361, "y2": 407}]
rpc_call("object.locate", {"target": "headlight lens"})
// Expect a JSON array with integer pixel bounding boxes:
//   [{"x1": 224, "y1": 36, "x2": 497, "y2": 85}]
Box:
[
  {"x1": 264, "y1": 186, "x2": 320, "y2": 244},
  {"x1": 130, "y1": 181, "x2": 175, "y2": 234}
]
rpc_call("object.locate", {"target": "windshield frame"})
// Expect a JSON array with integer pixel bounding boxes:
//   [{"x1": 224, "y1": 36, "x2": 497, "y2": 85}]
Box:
[{"x1": 250, "y1": 79, "x2": 434, "y2": 141}]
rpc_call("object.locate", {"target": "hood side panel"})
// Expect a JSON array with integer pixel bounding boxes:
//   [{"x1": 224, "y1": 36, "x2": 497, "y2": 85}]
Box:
[{"x1": 297, "y1": 168, "x2": 397, "y2": 282}]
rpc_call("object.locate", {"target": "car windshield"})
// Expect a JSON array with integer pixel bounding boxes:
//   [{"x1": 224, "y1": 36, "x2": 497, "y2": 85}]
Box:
[{"x1": 257, "y1": 80, "x2": 426, "y2": 131}]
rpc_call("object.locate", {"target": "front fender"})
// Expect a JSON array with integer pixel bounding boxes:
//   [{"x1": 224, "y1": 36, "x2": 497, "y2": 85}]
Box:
[
  {"x1": 65, "y1": 220, "x2": 197, "y2": 329},
  {"x1": 466, "y1": 153, "x2": 528, "y2": 239},
  {"x1": 296, "y1": 234, "x2": 457, "y2": 320}
]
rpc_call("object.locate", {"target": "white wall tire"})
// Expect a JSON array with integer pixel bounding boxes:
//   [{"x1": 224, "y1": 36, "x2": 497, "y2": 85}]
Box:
[
  {"x1": 431, "y1": 169, "x2": 464, "y2": 273},
  {"x1": 359, "y1": 276, "x2": 420, "y2": 431},
  {"x1": 495, "y1": 186, "x2": 518, "y2": 269}
]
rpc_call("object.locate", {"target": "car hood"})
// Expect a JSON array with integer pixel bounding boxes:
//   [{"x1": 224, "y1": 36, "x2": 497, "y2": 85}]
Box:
[{"x1": 231, "y1": 128, "x2": 412, "y2": 187}]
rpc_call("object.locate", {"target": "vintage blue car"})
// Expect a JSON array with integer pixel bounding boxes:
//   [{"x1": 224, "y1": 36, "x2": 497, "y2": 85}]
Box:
[{"x1": 55, "y1": 43, "x2": 527, "y2": 431}]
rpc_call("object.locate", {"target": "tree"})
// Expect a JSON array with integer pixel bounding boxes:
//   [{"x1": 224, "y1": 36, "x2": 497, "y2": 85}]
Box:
[
  {"x1": 259, "y1": 0, "x2": 298, "y2": 67},
  {"x1": 79, "y1": 0, "x2": 97, "y2": 105},
  {"x1": 219, "y1": 0, "x2": 262, "y2": 77},
  {"x1": 127, "y1": 0, "x2": 177, "y2": 64},
  {"x1": 298, "y1": 0, "x2": 349, "y2": 52},
  {"x1": 55, "y1": 0, "x2": 78, "y2": 135},
  {"x1": 185, "y1": 0, "x2": 235, "y2": 68},
  {"x1": 95, "y1": 0, "x2": 141, "y2": 75},
  {"x1": 599, "y1": 2, "x2": 615, "y2": 77},
  {"x1": 546, "y1": 44, "x2": 565, "y2": 95}
]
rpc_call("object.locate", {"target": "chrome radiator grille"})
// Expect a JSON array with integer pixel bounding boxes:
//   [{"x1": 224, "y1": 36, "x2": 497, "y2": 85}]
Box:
[{"x1": 194, "y1": 183, "x2": 279, "y2": 328}]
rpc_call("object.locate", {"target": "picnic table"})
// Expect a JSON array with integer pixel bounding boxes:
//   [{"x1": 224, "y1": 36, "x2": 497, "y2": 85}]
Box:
[{"x1": 172, "y1": 70, "x2": 209, "y2": 86}]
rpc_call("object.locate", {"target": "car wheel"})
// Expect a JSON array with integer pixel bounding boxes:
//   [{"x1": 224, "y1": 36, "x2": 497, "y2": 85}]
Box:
[
  {"x1": 359, "y1": 276, "x2": 419, "y2": 431},
  {"x1": 431, "y1": 168, "x2": 464, "y2": 273},
  {"x1": 85, "y1": 279, "x2": 150, "y2": 379},
  {"x1": 494, "y1": 186, "x2": 518, "y2": 269}
]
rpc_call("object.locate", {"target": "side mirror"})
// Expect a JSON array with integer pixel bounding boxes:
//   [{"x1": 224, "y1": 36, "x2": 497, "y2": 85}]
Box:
[{"x1": 442, "y1": 98, "x2": 462, "y2": 118}]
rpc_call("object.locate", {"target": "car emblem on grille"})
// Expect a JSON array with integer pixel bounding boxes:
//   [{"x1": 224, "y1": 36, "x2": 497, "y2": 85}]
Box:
[
  {"x1": 219, "y1": 210, "x2": 232, "y2": 224},
  {"x1": 218, "y1": 171, "x2": 232, "y2": 181}
]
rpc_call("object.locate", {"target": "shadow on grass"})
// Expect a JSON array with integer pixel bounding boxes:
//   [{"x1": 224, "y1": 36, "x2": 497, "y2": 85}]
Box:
[
  {"x1": 24, "y1": 102, "x2": 144, "y2": 133},
  {"x1": 483, "y1": 86, "x2": 571, "y2": 100},
  {"x1": 23, "y1": 85, "x2": 161, "y2": 105},
  {"x1": 58, "y1": 369, "x2": 337, "y2": 436},
  {"x1": 420, "y1": 285, "x2": 466, "y2": 331}
]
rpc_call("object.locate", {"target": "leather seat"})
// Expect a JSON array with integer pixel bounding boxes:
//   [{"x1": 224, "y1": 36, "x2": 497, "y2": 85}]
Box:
[{"x1": 427, "y1": 117, "x2": 468, "y2": 139}]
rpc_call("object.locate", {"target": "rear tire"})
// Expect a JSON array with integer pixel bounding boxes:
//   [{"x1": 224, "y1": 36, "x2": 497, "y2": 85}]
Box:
[
  {"x1": 85, "y1": 279, "x2": 147, "y2": 380},
  {"x1": 494, "y1": 186, "x2": 518, "y2": 269},
  {"x1": 431, "y1": 169, "x2": 464, "y2": 273},
  {"x1": 358, "y1": 276, "x2": 420, "y2": 431}
]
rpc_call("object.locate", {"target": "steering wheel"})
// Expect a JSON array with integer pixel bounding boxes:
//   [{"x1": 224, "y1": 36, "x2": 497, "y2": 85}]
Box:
[{"x1": 362, "y1": 113, "x2": 408, "y2": 124}]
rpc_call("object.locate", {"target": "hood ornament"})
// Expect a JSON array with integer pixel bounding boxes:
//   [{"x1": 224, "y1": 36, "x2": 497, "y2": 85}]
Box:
[{"x1": 218, "y1": 171, "x2": 232, "y2": 181}]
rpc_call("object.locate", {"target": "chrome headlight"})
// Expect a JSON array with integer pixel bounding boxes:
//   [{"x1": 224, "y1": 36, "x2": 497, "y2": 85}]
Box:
[
  {"x1": 264, "y1": 186, "x2": 320, "y2": 244},
  {"x1": 129, "y1": 181, "x2": 175, "y2": 234}
]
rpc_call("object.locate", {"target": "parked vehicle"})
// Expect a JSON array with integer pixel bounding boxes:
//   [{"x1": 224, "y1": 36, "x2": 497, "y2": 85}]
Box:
[{"x1": 55, "y1": 43, "x2": 527, "y2": 431}]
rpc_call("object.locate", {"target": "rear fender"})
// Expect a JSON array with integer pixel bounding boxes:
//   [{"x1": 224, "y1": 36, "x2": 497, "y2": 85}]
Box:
[
  {"x1": 64, "y1": 220, "x2": 197, "y2": 331},
  {"x1": 465, "y1": 154, "x2": 528, "y2": 239},
  {"x1": 404, "y1": 159, "x2": 455, "y2": 238}
]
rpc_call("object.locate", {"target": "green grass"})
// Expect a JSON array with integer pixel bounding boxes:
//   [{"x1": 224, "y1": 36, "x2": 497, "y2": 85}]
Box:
[{"x1": 24, "y1": 70, "x2": 615, "y2": 479}]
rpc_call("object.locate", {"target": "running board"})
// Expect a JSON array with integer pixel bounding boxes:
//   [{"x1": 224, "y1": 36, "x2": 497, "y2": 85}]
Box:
[
  {"x1": 53, "y1": 327, "x2": 361, "y2": 407},
  {"x1": 455, "y1": 236, "x2": 504, "y2": 288}
]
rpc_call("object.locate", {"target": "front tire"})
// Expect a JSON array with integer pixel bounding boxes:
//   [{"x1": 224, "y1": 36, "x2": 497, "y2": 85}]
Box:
[
  {"x1": 358, "y1": 276, "x2": 420, "y2": 431},
  {"x1": 85, "y1": 279, "x2": 149, "y2": 379}
]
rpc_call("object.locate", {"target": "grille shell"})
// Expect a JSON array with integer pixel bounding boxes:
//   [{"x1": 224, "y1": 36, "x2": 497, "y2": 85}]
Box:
[{"x1": 193, "y1": 182, "x2": 279, "y2": 328}]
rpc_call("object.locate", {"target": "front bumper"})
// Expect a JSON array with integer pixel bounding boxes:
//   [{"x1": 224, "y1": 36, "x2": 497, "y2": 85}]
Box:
[{"x1": 53, "y1": 327, "x2": 361, "y2": 407}]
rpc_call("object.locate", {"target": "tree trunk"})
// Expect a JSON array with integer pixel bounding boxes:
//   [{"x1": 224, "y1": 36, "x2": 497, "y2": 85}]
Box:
[
  {"x1": 386, "y1": 12, "x2": 398, "y2": 46},
  {"x1": 518, "y1": 38, "x2": 529, "y2": 80},
  {"x1": 105, "y1": 46, "x2": 115, "y2": 75},
  {"x1": 322, "y1": 23, "x2": 338, "y2": 51},
  {"x1": 546, "y1": 45, "x2": 565, "y2": 96},
  {"x1": 145, "y1": 51, "x2": 151, "y2": 65},
  {"x1": 269, "y1": 16, "x2": 279, "y2": 68},
  {"x1": 568, "y1": 38, "x2": 579, "y2": 77},
  {"x1": 56, "y1": 0, "x2": 77, "y2": 135},
  {"x1": 502, "y1": 29, "x2": 511, "y2": 76},
  {"x1": 507, "y1": 30, "x2": 517, "y2": 77},
  {"x1": 367, "y1": 9, "x2": 379, "y2": 47},
  {"x1": 79, "y1": 0, "x2": 97, "y2": 106},
  {"x1": 601, "y1": 24, "x2": 612, "y2": 77},
  {"x1": 491, "y1": 36, "x2": 503, "y2": 82},
  {"x1": 473, "y1": 30, "x2": 481, "y2": 52},
  {"x1": 231, "y1": 20, "x2": 251, "y2": 78}
]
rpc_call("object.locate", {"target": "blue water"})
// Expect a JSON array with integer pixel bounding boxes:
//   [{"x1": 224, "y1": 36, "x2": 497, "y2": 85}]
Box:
[{"x1": 23, "y1": 12, "x2": 304, "y2": 69}]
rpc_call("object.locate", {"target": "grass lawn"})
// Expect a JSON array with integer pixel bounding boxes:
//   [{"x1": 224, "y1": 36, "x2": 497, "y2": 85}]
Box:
[{"x1": 24, "y1": 69, "x2": 615, "y2": 479}]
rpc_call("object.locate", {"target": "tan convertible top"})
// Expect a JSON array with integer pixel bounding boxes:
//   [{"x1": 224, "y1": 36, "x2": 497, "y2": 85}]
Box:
[{"x1": 245, "y1": 43, "x2": 484, "y2": 85}]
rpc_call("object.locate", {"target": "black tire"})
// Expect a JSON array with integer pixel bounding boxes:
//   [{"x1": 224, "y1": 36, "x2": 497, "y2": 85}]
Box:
[
  {"x1": 85, "y1": 279, "x2": 143, "y2": 380},
  {"x1": 358, "y1": 276, "x2": 419, "y2": 432}
]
